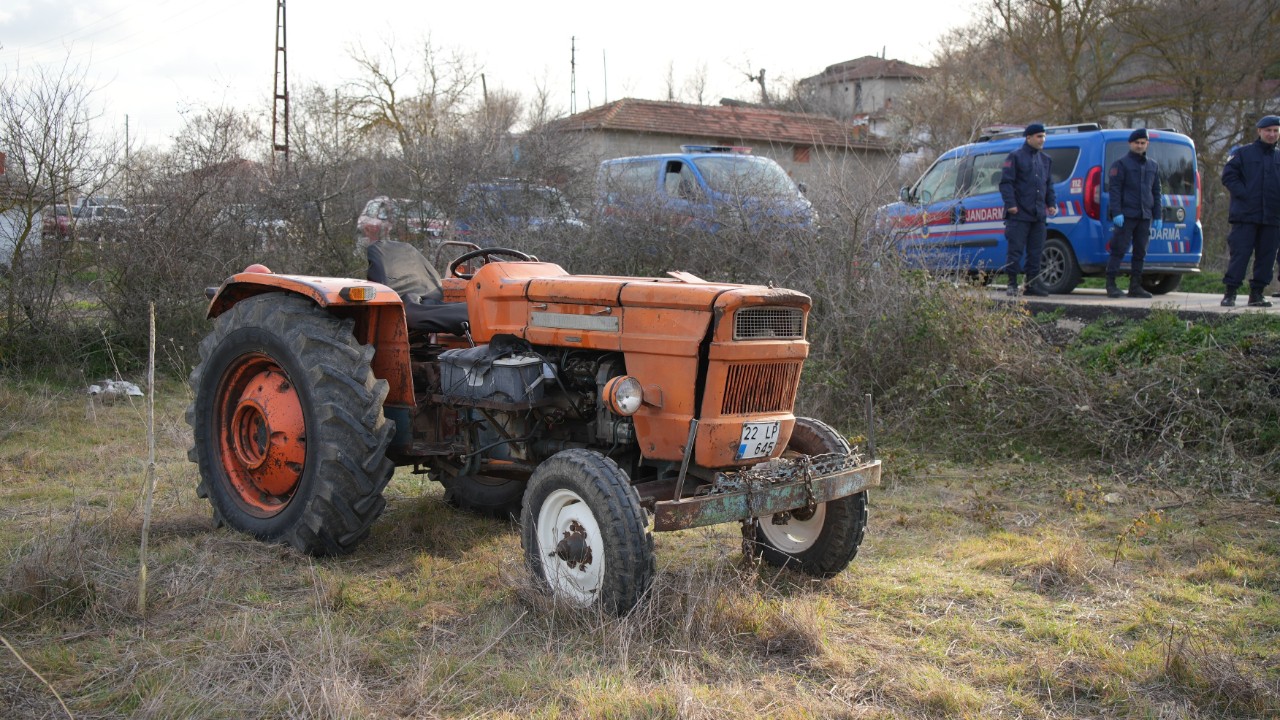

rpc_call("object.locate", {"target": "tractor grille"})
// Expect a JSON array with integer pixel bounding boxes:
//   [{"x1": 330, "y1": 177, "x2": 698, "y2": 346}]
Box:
[
  {"x1": 721, "y1": 362, "x2": 802, "y2": 415},
  {"x1": 734, "y1": 307, "x2": 804, "y2": 340}
]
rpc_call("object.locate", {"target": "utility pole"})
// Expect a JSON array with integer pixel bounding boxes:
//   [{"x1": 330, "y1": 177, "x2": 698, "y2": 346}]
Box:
[
  {"x1": 570, "y1": 37, "x2": 577, "y2": 114},
  {"x1": 271, "y1": 0, "x2": 290, "y2": 167}
]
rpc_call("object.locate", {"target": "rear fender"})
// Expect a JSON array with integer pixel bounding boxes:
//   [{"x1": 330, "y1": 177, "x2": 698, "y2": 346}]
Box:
[{"x1": 206, "y1": 272, "x2": 415, "y2": 410}]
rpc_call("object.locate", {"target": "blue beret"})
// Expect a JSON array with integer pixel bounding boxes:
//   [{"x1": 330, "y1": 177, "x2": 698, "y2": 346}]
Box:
[
  {"x1": 1024, "y1": 123, "x2": 1046, "y2": 136},
  {"x1": 1257, "y1": 115, "x2": 1280, "y2": 129},
  {"x1": 1128, "y1": 128, "x2": 1148, "y2": 142}
]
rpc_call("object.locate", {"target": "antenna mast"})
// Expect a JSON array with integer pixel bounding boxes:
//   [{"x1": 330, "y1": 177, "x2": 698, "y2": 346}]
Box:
[{"x1": 271, "y1": 0, "x2": 290, "y2": 167}]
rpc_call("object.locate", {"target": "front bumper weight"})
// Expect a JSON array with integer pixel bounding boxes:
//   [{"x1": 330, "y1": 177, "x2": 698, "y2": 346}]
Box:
[{"x1": 652, "y1": 456, "x2": 881, "y2": 532}]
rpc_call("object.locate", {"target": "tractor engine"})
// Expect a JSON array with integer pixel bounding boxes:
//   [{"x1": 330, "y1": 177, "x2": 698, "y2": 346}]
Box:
[{"x1": 437, "y1": 344, "x2": 634, "y2": 463}]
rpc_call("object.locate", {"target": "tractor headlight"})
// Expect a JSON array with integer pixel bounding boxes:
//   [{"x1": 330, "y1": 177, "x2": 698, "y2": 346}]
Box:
[{"x1": 603, "y1": 375, "x2": 643, "y2": 416}]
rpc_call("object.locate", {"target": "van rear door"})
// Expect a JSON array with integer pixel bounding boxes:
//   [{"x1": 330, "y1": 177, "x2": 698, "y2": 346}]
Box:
[{"x1": 1102, "y1": 138, "x2": 1202, "y2": 272}]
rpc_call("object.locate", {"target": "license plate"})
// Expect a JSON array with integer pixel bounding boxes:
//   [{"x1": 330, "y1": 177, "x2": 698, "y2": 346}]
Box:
[{"x1": 737, "y1": 421, "x2": 780, "y2": 460}]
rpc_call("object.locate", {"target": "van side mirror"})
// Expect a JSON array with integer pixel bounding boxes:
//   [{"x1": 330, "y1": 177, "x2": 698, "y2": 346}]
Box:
[
  {"x1": 899, "y1": 186, "x2": 912, "y2": 203},
  {"x1": 796, "y1": 181, "x2": 808, "y2": 194}
]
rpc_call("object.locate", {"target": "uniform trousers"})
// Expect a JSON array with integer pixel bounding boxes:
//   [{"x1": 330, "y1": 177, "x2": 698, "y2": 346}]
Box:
[
  {"x1": 1004, "y1": 219, "x2": 1046, "y2": 283},
  {"x1": 1106, "y1": 218, "x2": 1151, "y2": 278},
  {"x1": 1223, "y1": 223, "x2": 1280, "y2": 291}
]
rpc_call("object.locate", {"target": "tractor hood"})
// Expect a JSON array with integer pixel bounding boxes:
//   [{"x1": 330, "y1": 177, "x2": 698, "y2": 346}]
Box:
[{"x1": 463, "y1": 261, "x2": 811, "y2": 347}]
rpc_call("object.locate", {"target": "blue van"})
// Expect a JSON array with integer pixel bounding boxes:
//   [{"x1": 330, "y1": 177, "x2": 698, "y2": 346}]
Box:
[
  {"x1": 595, "y1": 146, "x2": 816, "y2": 233},
  {"x1": 873, "y1": 124, "x2": 1202, "y2": 294}
]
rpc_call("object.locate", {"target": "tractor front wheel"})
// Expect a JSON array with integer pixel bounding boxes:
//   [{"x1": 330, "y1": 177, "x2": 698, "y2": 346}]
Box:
[
  {"x1": 753, "y1": 417, "x2": 869, "y2": 577},
  {"x1": 187, "y1": 293, "x2": 396, "y2": 555},
  {"x1": 520, "y1": 450, "x2": 654, "y2": 614}
]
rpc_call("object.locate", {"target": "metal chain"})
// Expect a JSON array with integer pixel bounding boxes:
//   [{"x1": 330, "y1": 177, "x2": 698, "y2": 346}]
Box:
[{"x1": 714, "y1": 451, "x2": 865, "y2": 494}]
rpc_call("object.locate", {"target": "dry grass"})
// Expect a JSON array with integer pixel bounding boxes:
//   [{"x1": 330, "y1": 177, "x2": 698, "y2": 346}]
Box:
[{"x1": 0, "y1": 386, "x2": 1277, "y2": 719}]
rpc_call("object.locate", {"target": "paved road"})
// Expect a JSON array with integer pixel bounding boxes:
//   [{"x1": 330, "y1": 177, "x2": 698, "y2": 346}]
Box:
[{"x1": 989, "y1": 287, "x2": 1280, "y2": 320}]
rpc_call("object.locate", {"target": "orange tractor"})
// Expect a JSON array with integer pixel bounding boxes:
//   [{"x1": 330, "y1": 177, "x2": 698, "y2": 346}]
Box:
[{"x1": 188, "y1": 241, "x2": 881, "y2": 612}]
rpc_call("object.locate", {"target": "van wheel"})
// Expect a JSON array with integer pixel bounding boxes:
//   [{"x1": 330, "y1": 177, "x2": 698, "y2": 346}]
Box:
[
  {"x1": 1039, "y1": 237, "x2": 1081, "y2": 294},
  {"x1": 1141, "y1": 274, "x2": 1182, "y2": 295}
]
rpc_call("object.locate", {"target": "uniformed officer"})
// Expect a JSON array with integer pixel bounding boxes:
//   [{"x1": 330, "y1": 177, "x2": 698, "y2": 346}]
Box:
[
  {"x1": 1105, "y1": 128, "x2": 1163, "y2": 299},
  {"x1": 999, "y1": 123, "x2": 1059, "y2": 296},
  {"x1": 1220, "y1": 114, "x2": 1280, "y2": 307}
]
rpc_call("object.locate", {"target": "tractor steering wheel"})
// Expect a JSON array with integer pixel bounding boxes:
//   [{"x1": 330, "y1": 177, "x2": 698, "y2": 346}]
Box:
[{"x1": 448, "y1": 247, "x2": 534, "y2": 279}]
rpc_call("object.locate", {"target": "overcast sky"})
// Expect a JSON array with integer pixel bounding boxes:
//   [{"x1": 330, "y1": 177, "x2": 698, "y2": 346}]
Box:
[{"x1": 1, "y1": 0, "x2": 980, "y2": 148}]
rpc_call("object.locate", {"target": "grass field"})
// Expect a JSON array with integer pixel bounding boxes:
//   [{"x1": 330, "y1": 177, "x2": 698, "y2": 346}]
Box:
[{"x1": 1, "y1": 381, "x2": 1277, "y2": 719}]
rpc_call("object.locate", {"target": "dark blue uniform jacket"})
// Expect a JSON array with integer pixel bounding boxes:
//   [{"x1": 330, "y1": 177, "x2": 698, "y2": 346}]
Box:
[
  {"x1": 999, "y1": 143, "x2": 1056, "y2": 223},
  {"x1": 1107, "y1": 151, "x2": 1162, "y2": 220},
  {"x1": 1221, "y1": 139, "x2": 1280, "y2": 225}
]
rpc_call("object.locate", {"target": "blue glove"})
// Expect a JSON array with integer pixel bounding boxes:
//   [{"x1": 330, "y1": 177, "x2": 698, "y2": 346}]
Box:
[
  {"x1": 1112, "y1": 214, "x2": 1124, "y2": 228},
  {"x1": 1152, "y1": 218, "x2": 1163, "y2": 231}
]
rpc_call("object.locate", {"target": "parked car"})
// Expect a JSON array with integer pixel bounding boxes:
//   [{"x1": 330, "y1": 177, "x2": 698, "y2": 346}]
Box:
[
  {"x1": 595, "y1": 146, "x2": 817, "y2": 234},
  {"x1": 217, "y1": 204, "x2": 289, "y2": 245},
  {"x1": 40, "y1": 204, "x2": 74, "y2": 241},
  {"x1": 453, "y1": 180, "x2": 586, "y2": 241},
  {"x1": 356, "y1": 196, "x2": 449, "y2": 251},
  {"x1": 74, "y1": 204, "x2": 132, "y2": 243},
  {"x1": 872, "y1": 123, "x2": 1203, "y2": 294},
  {"x1": 131, "y1": 204, "x2": 169, "y2": 227}
]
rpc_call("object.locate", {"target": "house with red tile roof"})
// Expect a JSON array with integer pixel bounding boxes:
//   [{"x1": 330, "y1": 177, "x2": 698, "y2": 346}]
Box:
[{"x1": 551, "y1": 97, "x2": 894, "y2": 188}]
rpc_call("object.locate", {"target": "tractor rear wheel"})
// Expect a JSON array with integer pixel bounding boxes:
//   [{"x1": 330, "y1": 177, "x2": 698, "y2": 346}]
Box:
[
  {"x1": 753, "y1": 417, "x2": 868, "y2": 577},
  {"x1": 520, "y1": 449, "x2": 654, "y2": 614},
  {"x1": 438, "y1": 462, "x2": 526, "y2": 520},
  {"x1": 187, "y1": 293, "x2": 396, "y2": 555}
]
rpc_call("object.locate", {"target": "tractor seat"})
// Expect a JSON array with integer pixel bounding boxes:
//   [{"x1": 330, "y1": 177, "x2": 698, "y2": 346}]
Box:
[{"x1": 366, "y1": 240, "x2": 469, "y2": 336}]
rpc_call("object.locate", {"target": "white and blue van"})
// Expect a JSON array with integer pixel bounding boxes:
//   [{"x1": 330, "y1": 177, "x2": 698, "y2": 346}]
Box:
[
  {"x1": 595, "y1": 146, "x2": 816, "y2": 234},
  {"x1": 873, "y1": 123, "x2": 1202, "y2": 294}
]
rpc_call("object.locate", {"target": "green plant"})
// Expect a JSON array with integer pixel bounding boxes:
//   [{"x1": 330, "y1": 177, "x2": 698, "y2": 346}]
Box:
[{"x1": 1113, "y1": 509, "x2": 1163, "y2": 565}]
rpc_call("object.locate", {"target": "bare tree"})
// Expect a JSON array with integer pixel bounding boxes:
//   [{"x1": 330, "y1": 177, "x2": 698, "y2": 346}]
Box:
[
  {"x1": 682, "y1": 62, "x2": 710, "y2": 105},
  {"x1": 345, "y1": 37, "x2": 482, "y2": 154},
  {"x1": 1114, "y1": 0, "x2": 1280, "y2": 253},
  {"x1": 990, "y1": 0, "x2": 1145, "y2": 122},
  {"x1": 0, "y1": 59, "x2": 118, "y2": 344},
  {"x1": 663, "y1": 61, "x2": 678, "y2": 102},
  {"x1": 746, "y1": 68, "x2": 770, "y2": 105},
  {"x1": 890, "y1": 27, "x2": 1029, "y2": 153},
  {"x1": 343, "y1": 37, "x2": 488, "y2": 212}
]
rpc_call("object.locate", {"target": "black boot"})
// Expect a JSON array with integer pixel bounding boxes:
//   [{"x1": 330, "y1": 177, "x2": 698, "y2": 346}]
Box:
[
  {"x1": 1247, "y1": 289, "x2": 1273, "y2": 308},
  {"x1": 1006, "y1": 273, "x2": 1019, "y2": 297},
  {"x1": 1221, "y1": 287, "x2": 1237, "y2": 307},
  {"x1": 1127, "y1": 276, "x2": 1153, "y2": 299},
  {"x1": 1105, "y1": 276, "x2": 1123, "y2": 298}
]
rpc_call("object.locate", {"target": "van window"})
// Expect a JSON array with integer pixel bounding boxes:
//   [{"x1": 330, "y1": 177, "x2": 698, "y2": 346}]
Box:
[
  {"x1": 912, "y1": 156, "x2": 964, "y2": 204},
  {"x1": 603, "y1": 160, "x2": 660, "y2": 196},
  {"x1": 689, "y1": 156, "x2": 798, "y2": 199},
  {"x1": 958, "y1": 147, "x2": 1079, "y2": 199},
  {"x1": 1104, "y1": 141, "x2": 1197, "y2": 196},
  {"x1": 966, "y1": 153, "x2": 1007, "y2": 196},
  {"x1": 662, "y1": 161, "x2": 701, "y2": 200},
  {"x1": 1044, "y1": 147, "x2": 1081, "y2": 184}
]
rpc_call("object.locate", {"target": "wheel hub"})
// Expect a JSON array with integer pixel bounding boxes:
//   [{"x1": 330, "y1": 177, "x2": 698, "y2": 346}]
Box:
[
  {"x1": 535, "y1": 488, "x2": 606, "y2": 607},
  {"x1": 553, "y1": 520, "x2": 593, "y2": 569},
  {"x1": 216, "y1": 357, "x2": 307, "y2": 515}
]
